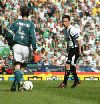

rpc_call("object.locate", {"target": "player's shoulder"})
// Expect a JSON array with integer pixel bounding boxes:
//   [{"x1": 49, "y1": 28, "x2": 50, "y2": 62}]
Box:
[
  {"x1": 12, "y1": 19, "x2": 23, "y2": 25},
  {"x1": 15, "y1": 19, "x2": 30, "y2": 23},
  {"x1": 17, "y1": 19, "x2": 34, "y2": 27},
  {"x1": 11, "y1": 19, "x2": 18, "y2": 25},
  {"x1": 14, "y1": 19, "x2": 22, "y2": 23},
  {"x1": 69, "y1": 25, "x2": 78, "y2": 33},
  {"x1": 69, "y1": 25, "x2": 77, "y2": 31}
]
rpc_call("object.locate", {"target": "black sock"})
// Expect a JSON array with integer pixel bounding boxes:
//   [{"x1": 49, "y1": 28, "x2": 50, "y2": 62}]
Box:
[
  {"x1": 71, "y1": 65, "x2": 79, "y2": 82},
  {"x1": 63, "y1": 70, "x2": 70, "y2": 85}
]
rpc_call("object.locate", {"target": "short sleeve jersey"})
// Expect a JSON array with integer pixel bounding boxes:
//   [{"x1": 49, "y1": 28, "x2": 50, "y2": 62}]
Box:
[
  {"x1": 63, "y1": 25, "x2": 80, "y2": 48},
  {"x1": 10, "y1": 19, "x2": 36, "y2": 49}
]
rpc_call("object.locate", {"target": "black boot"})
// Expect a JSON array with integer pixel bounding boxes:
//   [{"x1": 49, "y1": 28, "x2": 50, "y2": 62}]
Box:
[
  {"x1": 58, "y1": 70, "x2": 70, "y2": 88},
  {"x1": 71, "y1": 80, "x2": 81, "y2": 88}
]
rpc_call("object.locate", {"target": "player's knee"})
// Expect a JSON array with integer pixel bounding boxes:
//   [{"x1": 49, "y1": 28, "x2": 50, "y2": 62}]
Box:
[
  {"x1": 65, "y1": 70, "x2": 70, "y2": 75},
  {"x1": 65, "y1": 64, "x2": 70, "y2": 70},
  {"x1": 70, "y1": 64, "x2": 76, "y2": 69}
]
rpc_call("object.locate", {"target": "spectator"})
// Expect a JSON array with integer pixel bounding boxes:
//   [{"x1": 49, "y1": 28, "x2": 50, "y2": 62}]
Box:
[
  {"x1": 0, "y1": 0, "x2": 99, "y2": 73},
  {"x1": 33, "y1": 50, "x2": 41, "y2": 63}
]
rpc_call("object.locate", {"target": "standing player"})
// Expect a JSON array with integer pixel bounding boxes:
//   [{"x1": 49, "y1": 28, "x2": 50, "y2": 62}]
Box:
[
  {"x1": 58, "y1": 15, "x2": 81, "y2": 88},
  {"x1": 11, "y1": 62, "x2": 24, "y2": 91},
  {"x1": 6, "y1": 5, "x2": 36, "y2": 91}
]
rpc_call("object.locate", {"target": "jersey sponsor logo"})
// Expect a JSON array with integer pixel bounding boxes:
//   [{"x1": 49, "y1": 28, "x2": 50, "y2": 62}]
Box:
[{"x1": 17, "y1": 22, "x2": 30, "y2": 27}]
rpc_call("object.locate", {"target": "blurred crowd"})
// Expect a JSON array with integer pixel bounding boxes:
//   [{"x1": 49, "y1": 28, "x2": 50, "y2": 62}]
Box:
[{"x1": 0, "y1": 0, "x2": 100, "y2": 74}]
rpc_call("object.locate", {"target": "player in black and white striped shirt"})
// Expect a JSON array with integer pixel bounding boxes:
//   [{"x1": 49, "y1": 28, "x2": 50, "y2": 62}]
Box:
[{"x1": 58, "y1": 15, "x2": 81, "y2": 88}]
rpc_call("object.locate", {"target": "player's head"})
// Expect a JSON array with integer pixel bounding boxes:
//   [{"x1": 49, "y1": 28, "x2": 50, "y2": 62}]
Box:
[
  {"x1": 62, "y1": 15, "x2": 70, "y2": 21},
  {"x1": 62, "y1": 15, "x2": 70, "y2": 28},
  {"x1": 20, "y1": 6, "x2": 30, "y2": 17},
  {"x1": 14, "y1": 61, "x2": 22, "y2": 70}
]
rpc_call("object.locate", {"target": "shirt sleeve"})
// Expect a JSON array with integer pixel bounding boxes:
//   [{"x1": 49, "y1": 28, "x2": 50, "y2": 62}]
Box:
[
  {"x1": 70, "y1": 27, "x2": 80, "y2": 40},
  {"x1": 6, "y1": 23, "x2": 15, "y2": 38},
  {"x1": 5, "y1": 23, "x2": 16, "y2": 49}
]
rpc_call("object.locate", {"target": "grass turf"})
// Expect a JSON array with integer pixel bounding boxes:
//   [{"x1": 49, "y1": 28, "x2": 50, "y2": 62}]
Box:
[{"x1": 0, "y1": 80, "x2": 100, "y2": 104}]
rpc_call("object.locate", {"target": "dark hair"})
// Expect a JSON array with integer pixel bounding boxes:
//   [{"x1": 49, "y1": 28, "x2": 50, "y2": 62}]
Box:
[
  {"x1": 14, "y1": 61, "x2": 21, "y2": 69},
  {"x1": 20, "y1": 6, "x2": 30, "y2": 17},
  {"x1": 62, "y1": 15, "x2": 70, "y2": 21}
]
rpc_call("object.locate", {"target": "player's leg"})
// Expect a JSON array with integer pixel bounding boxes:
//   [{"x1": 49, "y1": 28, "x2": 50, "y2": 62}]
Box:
[
  {"x1": 58, "y1": 49, "x2": 73, "y2": 88},
  {"x1": 18, "y1": 81, "x2": 24, "y2": 92},
  {"x1": 11, "y1": 62, "x2": 21, "y2": 91},
  {"x1": 70, "y1": 47, "x2": 80, "y2": 88},
  {"x1": 21, "y1": 45, "x2": 30, "y2": 63},
  {"x1": 58, "y1": 64, "x2": 71, "y2": 88},
  {"x1": 71, "y1": 65, "x2": 79, "y2": 82},
  {"x1": 12, "y1": 62, "x2": 22, "y2": 91},
  {"x1": 17, "y1": 80, "x2": 23, "y2": 92},
  {"x1": 62, "y1": 48, "x2": 74, "y2": 87},
  {"x1": 13, "y1": 44, "x2": 23, "y2": 62},
  {"x1": 11, "y1": 80, "x2": 17, "y2": 91},
  {"x1": 15, "y1": 72, "x2": 23, "y2": 92},
  {"x1": 63, "y1": 64, "x2": 71, "y2": 85}
]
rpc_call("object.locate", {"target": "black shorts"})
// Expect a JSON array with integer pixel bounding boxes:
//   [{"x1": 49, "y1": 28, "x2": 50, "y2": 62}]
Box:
[{"x1": 66, "y1": 47, "x2": 79, "y2": 65}]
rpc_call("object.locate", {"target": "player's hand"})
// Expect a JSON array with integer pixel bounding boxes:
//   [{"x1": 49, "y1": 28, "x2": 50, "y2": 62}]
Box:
[
  {"x1": 33, "y1": 47, "x2": 36, "y2": 51},
  {"x1": 33, "y1": 44, "x2": 37, "y2": 51},
  {"x1": 33, "y1": 46, "x2": 37, "y2": 54},
  {"x1": 33, "y1": 50, "x2": 36, "y2": 54}
]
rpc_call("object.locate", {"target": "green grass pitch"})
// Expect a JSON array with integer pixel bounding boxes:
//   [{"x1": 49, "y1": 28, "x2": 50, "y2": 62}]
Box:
[{"x1": 0, "y1": 80, "x2": 100, "y2": 104}]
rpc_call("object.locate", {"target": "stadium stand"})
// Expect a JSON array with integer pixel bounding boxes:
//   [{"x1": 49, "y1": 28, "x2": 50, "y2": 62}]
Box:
[{"x1": 0, "y1": 0, "x2": 100, "y2": 74}]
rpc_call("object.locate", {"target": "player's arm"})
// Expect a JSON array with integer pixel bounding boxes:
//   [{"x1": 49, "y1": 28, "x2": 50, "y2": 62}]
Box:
[
  {"x1": 75, "y1": 30, "x2": 81, "y2": 55},
  {"x1": 5, "y1": 22, "x2": 15, "y2": 38},
  {"x1": 76, "y1": 37, "x2": 81, "y2": 55},
  {"x1": 75, "y1": 29, "x2": 82, "y2": 55},
  {"x1": 5, "y1": 23, "x2": 15, "y2": 49},
  {"x1": 63, "y1": 28, "x2": 70, "y2": 52},
  {"x1": 29, "y1": 22, "x2": 36, "y2": 51},
  {"x1": 71, "y1": 28, "x2": 81, "y2": 55}
]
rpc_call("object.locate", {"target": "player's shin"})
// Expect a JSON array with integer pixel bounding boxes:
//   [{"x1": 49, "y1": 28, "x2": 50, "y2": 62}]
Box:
[
  {"x1": 11, "y1": 80, "x2": 17, "y2": 91},
  {"x1": 63, "y1": 65, "x2": 71, "y2": 86},
  {"x1": 63, "y1": 71, "x2": 69, "y2": 86},
  {"x1": 71, "y1": 65, "x2": 79, "y2": 82}
]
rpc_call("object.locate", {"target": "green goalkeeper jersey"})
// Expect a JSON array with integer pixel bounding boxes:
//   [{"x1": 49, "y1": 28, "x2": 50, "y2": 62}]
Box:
[{"x1": 8, "y1": 19, "x2": 36, "y2": 49}]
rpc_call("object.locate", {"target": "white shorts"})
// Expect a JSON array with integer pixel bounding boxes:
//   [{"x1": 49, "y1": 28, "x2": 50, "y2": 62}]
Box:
[{"x1": 12, "y1": 44, "x2": 30, "y2": 63}]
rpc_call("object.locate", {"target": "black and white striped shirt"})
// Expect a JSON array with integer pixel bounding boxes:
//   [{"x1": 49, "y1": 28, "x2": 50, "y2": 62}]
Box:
[{"x1": 63, "y1": 25, "x2": 80, "y2": 48}]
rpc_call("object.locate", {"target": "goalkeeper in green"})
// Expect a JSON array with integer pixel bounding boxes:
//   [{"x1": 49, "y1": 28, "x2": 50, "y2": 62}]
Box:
[{"x1": 6, "y1": 5, "x2": 36, "y2": 91}]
